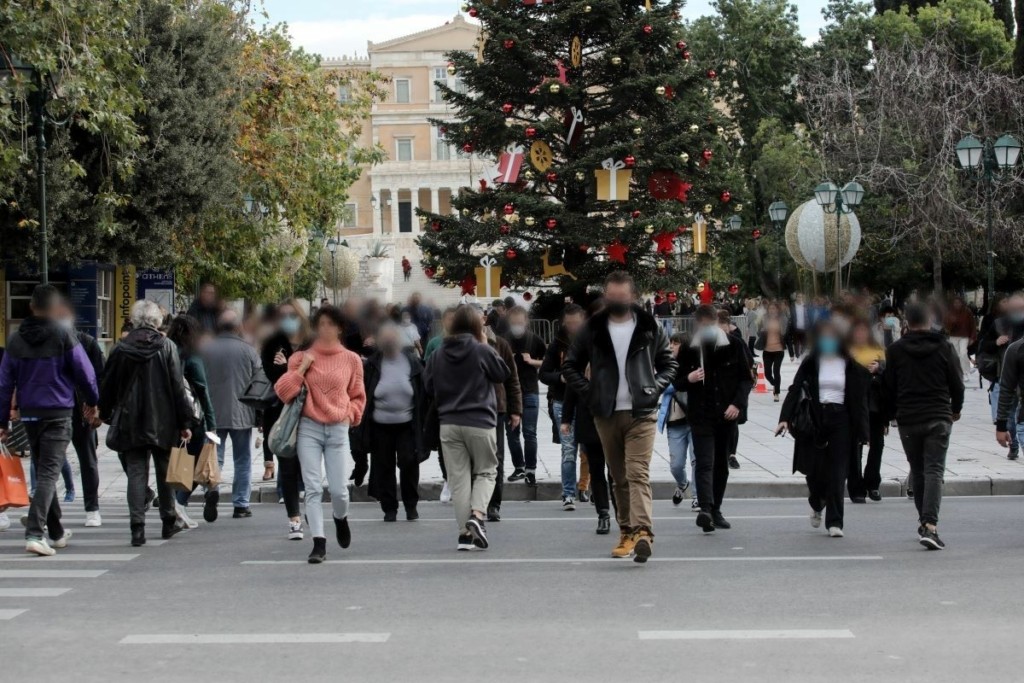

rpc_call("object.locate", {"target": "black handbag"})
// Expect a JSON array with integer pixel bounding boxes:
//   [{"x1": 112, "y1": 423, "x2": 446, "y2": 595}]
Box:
[
  {"x1": 789, "y1": 381, "x2": 821, "y2": 442},
  {"x1": 239, "y1": 368, "x2": 278, "y2": 408}
]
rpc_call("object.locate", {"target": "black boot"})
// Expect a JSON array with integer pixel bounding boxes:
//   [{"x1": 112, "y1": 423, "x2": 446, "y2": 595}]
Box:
[
  {"x1": 162, "y1": 517, "x2": 183, "y2": 540},
  {"x1": 308, "y1": 537, "x2": 327, "y2": 564},
  {"x1": 334, "y1": 516, "x2": 351, "y2": 548},
  {"x1": 711, "y1": 510, "x2": 731, "y2": 529},
  {"x1": 596, "y1": 512, "x2": 611, "y2": 535},
  {"x1": 131, "y1": 524, "x2": 146, "y2": 547}
]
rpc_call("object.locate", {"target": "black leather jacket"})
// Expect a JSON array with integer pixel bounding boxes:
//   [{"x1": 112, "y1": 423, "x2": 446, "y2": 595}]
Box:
[
  {"x1": 99, "y1": 327, "x2": 193, "y2": 451},
  {"x1": 563, "y1": 305, "x2": 677, "y2": 418}
]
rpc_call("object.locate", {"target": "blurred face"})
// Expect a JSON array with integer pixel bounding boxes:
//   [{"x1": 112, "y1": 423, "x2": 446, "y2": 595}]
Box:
[
  {"x1": 278, "y1": 305, "x2": 301, "y2": 336},
  {"x1": 508, "y1": 312, "x2": 528, "y2": 337},
  {"x1": 562, "y1": 312, "x2": 585, "y2": 338},
  {"x1": 199, "y1": 285, "x2": 216, "y2": 306},
  {"x1": 441, "y1": 312, "x2": 455, "y2": 334},
  {"x1": 670, "y1": 339, "x2": 682, "y2": 355},
  {"x1": 317, "y1": 316, "x2": 342, "y2": 345},
  {"x1": 816, "y1": 324, "x2": 841, "y2": 356},
  {"x1": 1006, "y1": 296, "x2": 1024, "y2": 323},
  {"x1": 604, "y1": 282, "x2": 633, "y2": 316},
  {"x1": 52, "y1": 301, "x2": 75, "y2": 330},
  {"x1": 952, "y1": 298, "x2": 963, "y2": 310},
  {"x1": 377, "y1": 327, "x2": 401, "y2": 355},
  {"x1": 851, "y1": 323, "x2": 871, "y2": 346},
  {"x1": 795, "y1": 294, "x2": 804, "y2": 305}
]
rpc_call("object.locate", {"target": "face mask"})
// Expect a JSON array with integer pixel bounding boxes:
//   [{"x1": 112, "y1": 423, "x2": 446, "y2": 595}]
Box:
[
  {"x1": 700, "y1": 325, "x2": 719, "y2": 342},
  {"x1": 607, "y1": 301, "x2": 630, "y2": 317},
  {"x1": 401, "y1": 316, "x2": 412, "y2": 325},
  {"x1": 1009, "y1": 312, "x2": 1024, "y2": 325},
  {"x1": 884, "y1": 316, "x2": 899, "y2": 328},
  {"x1": 280, "y1": 317, "x2": 300, "y2": 336},
  {"x1": 509, "y1": 324, "x2": 527, "y2": 337},
  {"x1": 817, "y1": 336, "x2": 840, "y2": 356},
  {"x1": 57, "y1": 318, "x2": 74, "y2": 332}
]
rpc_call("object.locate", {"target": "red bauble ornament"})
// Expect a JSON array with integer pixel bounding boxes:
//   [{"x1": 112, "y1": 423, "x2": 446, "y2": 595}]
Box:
[
  {"x1": 502, "y1": 102, "x2": 514, "y2": 115},
  {"x1": 545, "y1": 218, "x2": 558, "y2": 230},
  {"x1": 631, "y1": 210, "x2": 642, "y2": 219},
  {"x1": 424, "y1": 267, "x2": 436, "y2": 278},
  {"x1": 431, "y1": 220, "x2": 441, "y2": 232},
  {"x1": 525, "y1": 126, "x2": 537, "y2": 138},
  {"x1": 751, "y1": 228, "x2": 762, "y2": 240},
  {"x1": 720, "y1": 190, "x2": 731, "y2": 203},
  {"x1": 643, "y1": 24, "x2": 654, "y2": 34},
  {"x1": 546, "y1": 172, "x2": 558, "y2": 182},
  {"x1": 682, "y1": 50, "x2": 691, "y2": 61},
  {"x1": 500, "y1": 224, "x2": 511, "y2": 235},
  {"x1": 463, "y1": 142, "x2": 475, "y2": 153},
  {"x1": 503, "y1": 39, "x2": 515, "y2": 49},
  {"x1": 523, "y1": 292, "x2": 533, "y2": 302},
  {"x1": 468, "y1": 7, "x2": 479, "y2": 17},
  {"x1": 505, "y1": 248, "x2": 518, "y2": 259},
  {"x1": 676, "y1": 40, "x2": 688, "y2": 51},
  {"x1": 503, "y1": 203, "x2": 515, "y2": 215},
  {"x1": 702, "y1": 148, "x2": 713, "y2": 162},
  {"x1": 707, "y1": 69, "x2": 717, "y2": 80},
  {"x1": 668, "y1": 292, "x2": 679, "y2": 304},
  {"x1": 579, "y1": 243, "x2": 589, "y2": 252},
  {"x1": 728, "y1": 283, "x2": 740, "y2": 295},
  {"x1": 624, "y1": 155, "x2": 636, "y2": 168}
]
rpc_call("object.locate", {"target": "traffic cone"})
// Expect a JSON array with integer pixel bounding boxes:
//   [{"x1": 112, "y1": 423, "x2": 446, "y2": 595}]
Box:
[{"x1": 755, "y1": 362, "x2": 769, "y2": 394}]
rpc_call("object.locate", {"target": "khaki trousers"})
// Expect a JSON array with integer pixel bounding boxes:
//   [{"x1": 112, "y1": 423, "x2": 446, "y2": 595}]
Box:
[
  {"x1": 440, "y1": 424, "x2": 498, "y2": 531},
  {"x1": 594, "y1": 411, "x2": 657, "y2": 534}
]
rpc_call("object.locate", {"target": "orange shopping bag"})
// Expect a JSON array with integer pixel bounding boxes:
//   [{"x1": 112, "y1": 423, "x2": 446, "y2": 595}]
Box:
[{"x1": 0, "y1": 442, "x2": 30, "y2": 509}]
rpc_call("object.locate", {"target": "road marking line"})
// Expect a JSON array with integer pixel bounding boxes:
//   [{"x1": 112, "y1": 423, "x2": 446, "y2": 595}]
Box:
[
  {"x1": 0, "y1": 554, "x2": 138, "y2": 562},
  {"x1": 639, "y1": 629, "x2": 855, "y2": 641},
  {"x1": 0, "y1": 588, "x2": 71, "y2": 597},
  {"x1": 0, "y1": 609, "x2": 28, "y2": 620},
  {"x1": 0, "y1": 539, "x2": 163, "y2": 548},
  {"x1": 341, "y1": 515, "x2": 807, "y2": 522},
  {"x1": 0, "y1": 569, "x2": 107, "y2": 578},
  {"x1": 242, "y1": 555, "x2": 882, "y2": 566},
  {"x1": 119, "y1": 633, "x2": 391, "y2": 645}
]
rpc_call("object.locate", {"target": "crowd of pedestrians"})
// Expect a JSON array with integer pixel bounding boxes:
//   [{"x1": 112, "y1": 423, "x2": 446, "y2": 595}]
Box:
[{"x1": 0, "y1": 276, "x2": 1000, "y2": 562}]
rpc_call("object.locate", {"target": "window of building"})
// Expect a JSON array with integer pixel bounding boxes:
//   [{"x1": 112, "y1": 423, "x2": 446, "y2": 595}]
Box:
[
  {"x1": 337, "y1": 85, "x2": 351, "y2": 104},
  {"x1": 341, "y1": 203, "x2": 358, "y2": 227},
  {"x1": 396, "y1": 138, "x2": 413, "y2": 161},
  {"x1": 432, "y1": 67, "x2": 447, "y2": 103},
  {"x1": 395, "y1": 78, "x2": 411, "y2": 104},
  {"x1": 453, "y1": 77, "x2": 468, "y2": 95},
  {"x1": 97, "y1": 270, "x2": 114, "y2": 340}
]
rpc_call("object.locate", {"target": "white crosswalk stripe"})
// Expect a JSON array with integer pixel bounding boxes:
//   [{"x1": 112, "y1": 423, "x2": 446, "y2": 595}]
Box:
[
  {"x1": 0, "y1": 609, "x2": 28, "y2": 620},
  {"x1": 0, "y1": 554, "x2": 139, "y2": 562},
  {"x1": 0, "y1": 588, "x2": 71, "y2": 597}
]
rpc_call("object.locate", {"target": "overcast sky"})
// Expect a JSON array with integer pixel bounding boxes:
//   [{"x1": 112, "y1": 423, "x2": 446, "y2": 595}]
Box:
[{"x1": 260, "y1": 0, "x2": 830, "y2": 60}]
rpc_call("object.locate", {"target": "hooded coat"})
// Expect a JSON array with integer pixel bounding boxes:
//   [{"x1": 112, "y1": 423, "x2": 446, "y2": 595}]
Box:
[
  {"x1": 422, "y1": 333, "x2": 509, "y2": 430},
  {"x1": 883, "y1": 330, "x2": 964, "y2": 426}
]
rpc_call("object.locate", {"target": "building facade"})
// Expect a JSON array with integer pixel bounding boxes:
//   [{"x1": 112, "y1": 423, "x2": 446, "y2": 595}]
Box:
[{"x1": 323, "y1": 14, "x2": 482, "y2": 304}]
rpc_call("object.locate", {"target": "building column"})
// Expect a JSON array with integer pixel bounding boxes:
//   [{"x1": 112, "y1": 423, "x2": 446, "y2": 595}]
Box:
[
  {"x1": 430, "y1": 187, "x2": 441, "y2": 217},
  {"x1": 390, "y1": 188, "x2": 401, "y2": 235},
  {"x1": 372, "y1": 188, "x2": 383, "y2": 235},
  {"x1": 410, "y1": 189, "x2": 421, "y2": 234}
]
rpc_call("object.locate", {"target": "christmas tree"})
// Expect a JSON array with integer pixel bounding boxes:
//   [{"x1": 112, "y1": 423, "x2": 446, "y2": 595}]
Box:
[{"x1": 416, "y1": 0, "x2": 744, "y2": 296}]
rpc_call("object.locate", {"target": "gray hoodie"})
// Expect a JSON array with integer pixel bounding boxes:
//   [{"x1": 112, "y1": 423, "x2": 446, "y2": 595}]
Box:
[{"x1": 423, "y1": 333, "x2": 510, "y2": 429}]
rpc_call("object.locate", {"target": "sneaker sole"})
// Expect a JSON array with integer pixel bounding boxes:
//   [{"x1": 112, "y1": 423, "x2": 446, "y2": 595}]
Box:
[
  {"x1": 633, "y1": 538, "x2": 652, "y2": 564},
  {"x1": 307, "y1": 556, "x2": 325, "y2": 564},
  {"x1": 919, "y1": 538, "x2": 943, "y2": 550},
  {"x1": 466, "y1": 519, "x2": 489, "y2": 549},
  {"x1": 457, "y1": 543, "x2": 476, "y2": 551},
  {"x1": 696, "y1": 511, "x2": 715, "y2": 533},
  {"x1": 26, "y1": 544, "x2": 55, "y2": 557},
  {"x1": 288, "y1": 533, "x2": 304, "y2": 541}
]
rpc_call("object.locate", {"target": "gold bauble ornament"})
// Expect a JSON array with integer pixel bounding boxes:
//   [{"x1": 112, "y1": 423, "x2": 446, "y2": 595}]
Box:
[
  {"x1": 644, "y1": 225, "x2": 655, "y2": 234},
  {"x1": 418, "y1": 215, "x2": 427, "y2": 227},
  {"x1": 717, "y1": 126, "x2": 725, "y2": 136},
  {"x1": 655, "y1": 86, "x2": 666, "y2": 96},
  {"x1": 689, "y1": 124, "x2": 699, "y2": 133},
  {"x1": 509, "y1": 212, "x2": 520, "y2": 223},
  {"x1": 656, "y1": 258, "x2": 666, "y2": 269},
  {"x1": 549, "y1": 83, "x2": 561, "y2": 94},
  {"x1": 611, "y1": 56, "x2": 622, "y2": 66},
  {"x1": 447, "y1": 64, "x2": 457, "y2": 76},
  {"x1": 524, "y1": 170, "x2": 535, "y2": 180},
  {"x1": 524, "y1": 216, "x2": 536, "y2": 227},
  {"x1": 680, "y1": 152, "x2": 690, "y2": 163},
  {"x1": 584, "y1": 4, "x2": 592, "y2": 11},
  {"x1": 734, "y1": 203, "x2": 744, "y2": 213},
  {"x1": 633, "y1": 126, "x2": 643, "y2": 136},
  {"x1": 703, "y1": 204, "x2": 714, "y2": 214},
  {"x1": 701, "y1": 87, "x2": 709, "y2": 96},
  {"x1": 575, "y1": 171, "x2": 586, "y2": 181},
  {"x1": 436, "y1": 266, "x2": 446, "y2": 277},
  {"x1": 461, "y1": 208, "x2": 470, "y2": 216}
]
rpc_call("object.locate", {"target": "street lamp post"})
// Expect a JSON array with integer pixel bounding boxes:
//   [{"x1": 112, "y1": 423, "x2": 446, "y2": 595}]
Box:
[
  {"x1": 370, "y1": 194, "x2": 392, "y2": 232},
  {"x1": 955, "y1": 134, "x2": 1022, "y2": 297},
  {"x1": 768, "y1": 200, "x2": 789, "y2": 293},
  {"x1": 326, "y1": 237, "x2": 339, "y2": 306},
  {"x1": 2, "y1": 55, "x2": 60, "y2": 283},
  {"x1": 814, "y1": 181, "x2": 864, "y2": 299}
]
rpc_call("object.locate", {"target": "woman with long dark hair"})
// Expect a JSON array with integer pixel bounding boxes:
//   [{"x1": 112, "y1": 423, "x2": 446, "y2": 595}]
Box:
[
  {"x1": 848, "y1": 319, "x2": 887, "y2": 502},
  {"x1": 776, "y1": 320, "x2": 870, "y2": 537}
]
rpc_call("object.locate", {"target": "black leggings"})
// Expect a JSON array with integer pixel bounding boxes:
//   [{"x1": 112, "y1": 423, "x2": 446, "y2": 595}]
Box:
[
  {"x1": 579, "y1": 439, "x2": 611, "y2": 515},
  {"x1": 763, "y1": 351, "x2": 784, "y2": 395},
  {"x1": 808, "y1": 405, "x2": 851, "y2": 529},
  {"x1": 692, "y1": 422, "x2": 736, "y2": 512},
  {"x1": 369, "y1": 421, "x2": 420, "y2": 513},
  {"x1": 264, "y1": 406, "x2": 302, "y2": 518}
]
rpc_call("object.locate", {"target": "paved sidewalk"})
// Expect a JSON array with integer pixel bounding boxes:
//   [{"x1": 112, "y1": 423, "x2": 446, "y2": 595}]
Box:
[{"x1": 63, "y1": 359, "x2": 1020, "y2": 507}]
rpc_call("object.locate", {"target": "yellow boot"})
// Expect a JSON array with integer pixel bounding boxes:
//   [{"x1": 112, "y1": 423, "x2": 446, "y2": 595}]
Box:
[{"x1": 611, "y1": 530, "x2": 636, "y2": 558}]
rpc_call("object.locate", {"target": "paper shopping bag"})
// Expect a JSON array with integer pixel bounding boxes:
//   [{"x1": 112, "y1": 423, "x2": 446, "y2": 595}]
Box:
[
  {"x1": 166, "y1": 441, "x2": 194, "y2": 493},
  {"x1": 193, "y1": 441, "x2": 221, "y2": 488},
  {"x1": 0, "y1": 443, "x2": 30, "y2": 508}
]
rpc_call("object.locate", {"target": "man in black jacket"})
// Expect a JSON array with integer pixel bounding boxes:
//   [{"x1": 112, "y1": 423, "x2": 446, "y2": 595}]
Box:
[
  {"x1": 984, "y1": 293, "x2": 1024, "y2": 459},
  {"x1": 884, "y1": 303, "x2": 964, "y2": 551},
  {"x1": 563, "y1": 271, "x2": 677, "y2": 563},
  {"x1": 540, "y1": 304, "x2": 585, "y2": 508},
  {"x1": 676, "y1": 305, "x2": 753, "y2": 532}
]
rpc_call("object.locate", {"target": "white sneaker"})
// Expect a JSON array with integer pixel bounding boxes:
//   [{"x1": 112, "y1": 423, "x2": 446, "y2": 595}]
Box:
[
  {"x1": 828, "y1": 527, "x2": 844, "y2": 538},
  {"x1": 288, "y1": 520, "x2": 303, "y2": 541},
  {"x1": 810, "y1": 510, "x2": 822, "y2": 529},
  {"x1": 175, "y1": 502, "x2": 199, "y2": 529},
  {"x1": 440, "y1": 481, "x2": 452, "y2": 504},
  {"x1": 51, "y1": 530, "x2": 72, "y2": 549},
  {"x1": 0, "y1": 512, "x2": 10, "y2": 532},
  {"x1": 84, "y1": 511, "x2": 102, "y2": 527},
  {"x1": 26, "y1": 538, "x2": 55, "y2": 556}
]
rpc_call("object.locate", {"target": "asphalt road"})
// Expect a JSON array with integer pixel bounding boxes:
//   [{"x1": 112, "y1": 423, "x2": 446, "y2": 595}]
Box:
[{"x1": 2, "y1": 496, "x2": 1024, "y2": 682}]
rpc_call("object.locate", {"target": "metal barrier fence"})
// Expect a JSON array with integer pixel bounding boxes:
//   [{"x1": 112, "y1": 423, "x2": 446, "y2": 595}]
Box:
[{"x1": 655, "y1": 316, "x2": 750, "y2": 340}]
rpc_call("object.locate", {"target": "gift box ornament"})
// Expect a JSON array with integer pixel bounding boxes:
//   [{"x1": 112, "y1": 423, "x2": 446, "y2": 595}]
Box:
[{"x1": 594, "y1": 158, "x2": 632, "y2": 201}]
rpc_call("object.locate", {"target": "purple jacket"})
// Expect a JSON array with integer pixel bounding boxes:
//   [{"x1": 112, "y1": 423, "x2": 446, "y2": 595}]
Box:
[{"x1": 0, "y1": 316, "x2": 99, "y2": 428}]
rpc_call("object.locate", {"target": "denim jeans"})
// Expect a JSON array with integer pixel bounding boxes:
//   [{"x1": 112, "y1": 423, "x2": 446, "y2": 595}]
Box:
[
  {"x1": 667, "y1": 423, "x2": 692, "y2": 489},
  {"x1": 216, "y1": 428, "x2": 253, "y2": 509},
  {"x1": 992, "y1": 382, "x2": 1019, "y2": 452},
  {"x1": 506, "y1": 392, "x2": 540, "y2": 470},
  {"x1": 23, "y1": 418, "x2": 72, "y2": 541},
  {"x1": 296, "y1": 417, "x2": 350, "y2": 539},
  {"x1": 552, "y1": 400, "x2": 578, "y2": 498}
]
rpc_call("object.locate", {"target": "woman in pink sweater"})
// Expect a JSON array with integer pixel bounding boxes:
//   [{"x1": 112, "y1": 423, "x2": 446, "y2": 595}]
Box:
[{"x1": 275, "y1": 305, "x2": 365, "y2": 564}]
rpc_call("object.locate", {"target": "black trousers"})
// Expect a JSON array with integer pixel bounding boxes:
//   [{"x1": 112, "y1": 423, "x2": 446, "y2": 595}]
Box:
[
  {"x1": 692, "y1": 422, "x2": 736, "y2": 512},
  {"x1": 792, "y1": 329, "x2": 807, "y2": 357},
  {"x1": 124, "y1": 446, "x2": 175, "y2": 527},
  {"x1": 488, "y1": 414, "x2": 506, "y2": 509},
  {"x1": 370, "y1": 421, "x2": 420, "y2": 513},
  {"x1": 264, "y1": 406, "x2": 302, "y2": 518},
  {"x1": 807, "y1": 405, "x2": 851, "y2": 529},
  {"x1": 762, "y1": 351, "x2": 784, "y2": 395},
  {"x1": 861, "y1": 411, "x2": 887, "y2": 492},
  {"x1": 71, "y1": 417, "x2": 100, "y2": 512},
  {"x1": 579, "y1": 438, "x2": 611, "y2": 514}
]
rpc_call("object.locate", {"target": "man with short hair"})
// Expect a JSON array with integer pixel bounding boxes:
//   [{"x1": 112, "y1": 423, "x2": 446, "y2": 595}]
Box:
[
  {"x1": 405, "y1": 292, "x2": 434, "y2": 343},
  {"x1": 502, "y1": 306, "x2": 546, "y2": 488},
  {"x1": 0, "y1": 285, "x2": 99, "y2": 556},
  {"x1": 885, "y1": 303, "x2": 964, "y2": 550},
  {"x1": 202, "y1": 309, "x2": 262, "y2": 520},
  {"x1": 486, "y1": 300, "x2": 509, "y2": 336},
  {"x1": 540, "y1": 304, "x2": 586, "y2": 507},
  {"x1": 186, "y1": 282, "x2": 221, "y2": 333},
  {"x1": 563, "y1": 271, "x2": 677, "y2": 563}
]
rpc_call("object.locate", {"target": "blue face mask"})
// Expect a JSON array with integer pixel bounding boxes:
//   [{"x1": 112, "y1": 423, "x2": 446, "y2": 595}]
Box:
[
  {"x1": 1010, "y1": 312, "x2": 1024, "y2": 325},
  {"x1": 817, "y1": 336, "x2": 840, "y2": 356},
  {"x1": 884, "y1": 316, "x2": 899, "y2": 328},
  {"x1": 280, "y1": 317, "x2": 300, "y2": 336},
  {"x1": 701, "y1": 325, "x2": 719, "y2": 342}
]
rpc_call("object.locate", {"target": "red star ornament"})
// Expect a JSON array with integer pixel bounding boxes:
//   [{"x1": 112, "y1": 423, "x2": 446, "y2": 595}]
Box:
[
  {"x1": 653, "y1": 231, "x2": 676, "y2": 255},
  {"x1": 460, "y1": 275, "x2": 476, "y2": 295},
  {"x1": 676, "y1": 181, "x2": 693, "y2": 203},
  {"x1": 607, "y1": 240, "x2": 629, "y2": 264}
]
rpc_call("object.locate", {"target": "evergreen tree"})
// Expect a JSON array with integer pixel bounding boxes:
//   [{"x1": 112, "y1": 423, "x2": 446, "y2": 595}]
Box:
[{"x1": 417, "y1": 0, "x2": 743, "y2": 295}]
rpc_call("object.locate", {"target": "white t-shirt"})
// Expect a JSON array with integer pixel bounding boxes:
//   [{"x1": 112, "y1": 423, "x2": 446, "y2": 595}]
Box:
[
  {"x1": 400, "y1": 323, "x2": 420, "y2": 348},
  {"x1": 818, "y1": 357, "x2": 846, "y2": 404},
  {"x1": 794, "y1": 304, "x2": 806, "y2": 330},
  {"x1": 608, "y1": 317, "x2": 637, "y2": 411}
]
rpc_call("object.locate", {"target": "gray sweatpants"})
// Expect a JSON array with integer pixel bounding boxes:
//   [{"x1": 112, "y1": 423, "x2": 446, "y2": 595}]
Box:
[{"x1": 439, "y1": 424, "x2": 497, "y2": 531}]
